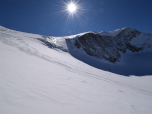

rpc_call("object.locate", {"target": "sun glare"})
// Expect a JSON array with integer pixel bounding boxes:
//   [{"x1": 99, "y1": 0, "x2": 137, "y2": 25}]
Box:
[
  {"x1": 58, "y1": 0, "x2": 87, "y2": 28},
  {"x1": 68, "y1": 3, "x2": 77, "y2": 13}
]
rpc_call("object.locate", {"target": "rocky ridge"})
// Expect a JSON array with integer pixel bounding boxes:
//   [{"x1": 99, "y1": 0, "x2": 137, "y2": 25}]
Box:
[{"x1": 74, "y1": 28, "x2": 152, "y2": 63}]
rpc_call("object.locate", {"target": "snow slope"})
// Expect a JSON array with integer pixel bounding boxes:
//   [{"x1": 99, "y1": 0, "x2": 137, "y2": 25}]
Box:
[{"x1": 0, "y1": 26, "x2": 152, "y2": 114}]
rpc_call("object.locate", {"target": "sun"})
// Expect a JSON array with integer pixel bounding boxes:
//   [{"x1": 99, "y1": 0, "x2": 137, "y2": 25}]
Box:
[
  {"x1": 67, "y1": 3, "x2": 77, "y2": 13},
  {"x1": 59, "y1": 0, "x2": 86, "y2": 17},
  {"x1": 58, "y1": 0, "x2": 87, "y2": 27}
]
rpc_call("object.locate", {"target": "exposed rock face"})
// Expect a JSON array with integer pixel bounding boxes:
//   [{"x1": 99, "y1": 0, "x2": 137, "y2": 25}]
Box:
[
  {"x1": 114, "y1": 28, "x2": 142, "y2": 53},
  {"x1": 75, "y1": 33, "x2": 120, "y2": 63},
  {"x1": 74, "y1": 28, "x2": 152, "y2": 63}
]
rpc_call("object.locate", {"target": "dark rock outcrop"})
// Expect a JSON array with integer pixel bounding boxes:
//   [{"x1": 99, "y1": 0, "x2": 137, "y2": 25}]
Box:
[
  {"x1": 74, "y1": 28, "x2": 150, "y2": 63},
  {"x1": 76, "y1": 33, "x2": 120, "y2": 63},
  {"x1": 114, "y1": 28, "x2": 142, "y2": 53}
]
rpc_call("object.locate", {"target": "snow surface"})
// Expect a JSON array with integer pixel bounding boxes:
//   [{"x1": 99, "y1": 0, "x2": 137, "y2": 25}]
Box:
[{"x1": 0, "y1": 26, "x2": 152, "y2": 114}]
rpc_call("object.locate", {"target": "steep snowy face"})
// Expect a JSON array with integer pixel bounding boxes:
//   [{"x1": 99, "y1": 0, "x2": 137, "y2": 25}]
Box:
[{"x1": 74, "y1": 28, "x2": 152, "y2": 63}]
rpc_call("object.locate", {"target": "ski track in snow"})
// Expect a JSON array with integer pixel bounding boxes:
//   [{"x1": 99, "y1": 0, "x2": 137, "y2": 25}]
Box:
[
  {"x1": 0, "y1": 32, "x2": 152, "y2": 97},
  {"x1": 66, "y1": 68, "x2": 152, "y2": 97}
]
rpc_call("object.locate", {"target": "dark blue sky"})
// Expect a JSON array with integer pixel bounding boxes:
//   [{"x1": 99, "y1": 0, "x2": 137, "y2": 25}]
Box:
[{"x1": 0, "y1": 0, "x2": 152, "y2": 36}]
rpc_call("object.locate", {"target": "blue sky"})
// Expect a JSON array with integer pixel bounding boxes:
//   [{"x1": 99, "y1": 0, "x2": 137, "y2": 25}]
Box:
[{"x1": 0, "y1": 0, "x2": 152, "y2": 36}]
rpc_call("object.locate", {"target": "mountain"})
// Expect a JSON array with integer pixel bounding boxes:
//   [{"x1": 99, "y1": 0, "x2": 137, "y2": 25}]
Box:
[
  {"x1": 74, "y1": 27, "x2": 152, "y2": 63},
  {"x1": 0, "y1": 26, "x2": 152, "y2": 114}
]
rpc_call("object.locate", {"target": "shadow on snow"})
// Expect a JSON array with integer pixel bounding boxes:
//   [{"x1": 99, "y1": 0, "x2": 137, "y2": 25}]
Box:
[{"x1": 66, "y1": 39, "x2": 152, "y2": 77}]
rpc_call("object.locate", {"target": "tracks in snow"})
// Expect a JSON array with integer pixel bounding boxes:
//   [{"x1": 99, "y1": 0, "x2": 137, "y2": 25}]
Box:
[{"x1": 66, "y1": 67, "x2": 152, "y2": 97}]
